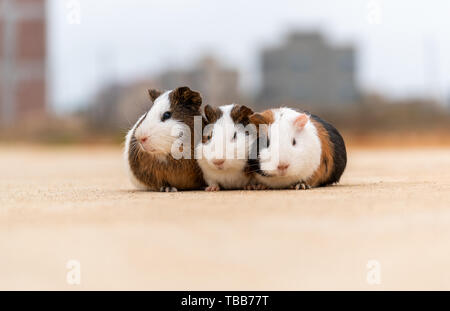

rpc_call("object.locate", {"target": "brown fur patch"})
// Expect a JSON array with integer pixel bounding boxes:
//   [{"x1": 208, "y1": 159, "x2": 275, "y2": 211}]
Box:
[
  {"x1": 249, "y1": 109, "x2": 275, "y2": 136},
  {"x1": 230, "y1": 105, "x2": 254, "y2": 126},
  {"x1": 169, "y1": 87, "x2": 202, "y2": 130},
  {"x1": 204, "y1": 105, "x2": 223, "y2": 124},
  {"x1": 128, "y1": 135, "x2": 205, "y2": 190},
  {"x1": 169, "y1": 86, "x2": 203, "y2": 156},
  {"x1": 307, "y1": 118, "x2": 335, "y2": 187},
  {"x1": 249, "y1": 109, "x2": 275, "y2": 126},
  {"x1": 128, "y1": 86, "x2": 206, "y2": 190},
  {"x1": 261, "y1": 110, "x2": 275, "y2": 124},
  {"x1": 203, "y1": 105, "x2": 222, "y2": 144}
]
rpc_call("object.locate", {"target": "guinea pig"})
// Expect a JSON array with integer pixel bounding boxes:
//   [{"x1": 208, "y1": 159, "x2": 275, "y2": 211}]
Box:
[
  {"x1": 248, "y1": 107, "x2": 347, "y2": 189},
  {"x1": 124, "y1": 86, "x2": 206, "y2": 192},
  {"x1": 195, "y1": 104, "x2": 257, "y2": 191}
]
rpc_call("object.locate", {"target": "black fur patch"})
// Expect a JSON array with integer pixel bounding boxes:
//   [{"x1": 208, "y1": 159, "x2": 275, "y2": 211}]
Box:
[
  {"x1": 310, "y1": 114, "x2": 347, "y2": 186},
  {"x1": 246, "y1": 130, "x2": 270, "y2": 176}
]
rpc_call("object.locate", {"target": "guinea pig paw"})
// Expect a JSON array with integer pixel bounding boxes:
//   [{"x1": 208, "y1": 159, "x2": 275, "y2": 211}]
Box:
[
  {"x1": 245, "y1": 184, "x2": 268, "y2": 190},
  {"x1": 205, "y1": 185, "x2": 220, "y2": 192},
  {"x1": 293, "y1": 182, "x2": 311, "y2": 190},
  {"x1": 255, "y1": 184, "x2": 269, "y2": 190},
  {"x1": 160, "y1": 186, "x2": 178, "y2": 192}
]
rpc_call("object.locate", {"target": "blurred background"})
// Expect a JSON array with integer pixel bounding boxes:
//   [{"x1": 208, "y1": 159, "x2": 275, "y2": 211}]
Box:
[{"x1": 1, "y1": 0, "x2": 450, "y2": 146}]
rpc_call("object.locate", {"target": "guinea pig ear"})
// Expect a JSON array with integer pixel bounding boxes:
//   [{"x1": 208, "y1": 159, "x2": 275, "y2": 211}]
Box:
[
  {"x1": 204, "y1": 105, "x2": 220, "y2": 124},
  {"x1": 294, "y1": 114, "x2": 310, "y2": 131},
  {"x1": 249, "y1": 113, "x2": 264, "y2": 125},
  {"x1": 171, "y1": 86, "x2": 202, "y2": 109},
  {"x1": 148, "y1": 89, "x2": 163, "y2": 102},
  {"x1": 249, "y1": 110, "x2": 274, "y2": 126},
  {"x1": 249, "y1": 113, "x2": 268, "y2": 126},
  {"x1": 230, "y1": 105, "x2": 254, "y2": 125}
]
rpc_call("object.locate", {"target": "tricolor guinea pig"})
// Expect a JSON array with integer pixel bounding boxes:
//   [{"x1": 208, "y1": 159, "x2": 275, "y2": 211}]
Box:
[
  {"x1": 195, "y1": 104, "x2": 256, "y2": 191},
  {"x1": 124, "y1": 86, "x2": 206, "y2": 192},
  {"x1": 249, "y1": 107, "x2": 347, "y2": 189}
]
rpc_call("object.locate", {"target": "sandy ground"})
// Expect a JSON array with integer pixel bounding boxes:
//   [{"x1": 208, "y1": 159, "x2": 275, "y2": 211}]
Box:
[{"x1": 1, "y1": 145, "x2": 450, "y2": 290}]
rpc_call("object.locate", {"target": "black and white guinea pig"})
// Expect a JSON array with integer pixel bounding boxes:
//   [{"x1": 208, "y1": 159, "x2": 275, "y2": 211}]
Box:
[
  {"x1": 124, "y1": 86, "x2": 206, "y2": 192},
  {"x1": 249, "y1": 107, "x2": 347, "y2": 189},
  {"x1": 195, "y1": 104, "x2": 256, "y2": 191}
]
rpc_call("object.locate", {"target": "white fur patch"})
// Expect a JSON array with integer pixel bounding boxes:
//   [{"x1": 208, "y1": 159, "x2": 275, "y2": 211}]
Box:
[
  {"x1": 255, "y1": 108, "x2": 322, "y2": 189},
  {"x1": 196, "y1": 104, "x2": 256, "y2": 190},
  {"x1": 134, "y1": 90, "x2": 186, "y2": 155}
]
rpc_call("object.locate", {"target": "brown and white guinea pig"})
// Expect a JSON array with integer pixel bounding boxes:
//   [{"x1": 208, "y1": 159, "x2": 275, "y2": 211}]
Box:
[
  {"x1": 124, "y1": 86, "x2": 206, "y2": 192},
  {"x1": 195, "y1": 104, "x2": 257, "y2": 191},
  {"x1": 248, "y1": 107, "x2": 347, "y2": 189}
]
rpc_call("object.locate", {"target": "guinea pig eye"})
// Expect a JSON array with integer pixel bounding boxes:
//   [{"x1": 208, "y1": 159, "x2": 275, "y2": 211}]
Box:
[
  {"x1": 292, "y1": 138, "x2": 296, "y2": 146},
  {"x1": 204, "y1": 133, "x2": 212, "y2": 142},
  {"x1": 161, "y1": 111, "x2": 172, "y2": 122},
  {"x1": 232, "y1": 132, "x2": 237, "y2": 140}
]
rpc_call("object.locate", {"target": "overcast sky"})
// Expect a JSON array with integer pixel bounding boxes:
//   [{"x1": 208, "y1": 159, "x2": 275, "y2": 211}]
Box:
[{"x1": 48, "y1": 0, "x2": 450, "y2": 112}]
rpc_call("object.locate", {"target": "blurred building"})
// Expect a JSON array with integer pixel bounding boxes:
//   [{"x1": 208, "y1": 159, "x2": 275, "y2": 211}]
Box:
[
  {"x1": 260, "y1": 32, "x2": 358, "y2": 107},
  {"x1": 88, "y1": 56, "x2": 239, "y2": 131},
  {"x1": 88, "y1": 79, "x2": 158, "y2": 131},
  {"x1": 0, "y1": 0, "x2": 46, "y2": 127},
  {"x1": 159, "y1": 56, "x2": 239, "y2": 106}
]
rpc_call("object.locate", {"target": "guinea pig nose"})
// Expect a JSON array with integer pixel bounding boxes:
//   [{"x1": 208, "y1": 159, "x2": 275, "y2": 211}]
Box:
[
  {"x1": 140, "y1": 137, "x2": 148, "y2": 143},
  {"x1": 213, "y1": 159, "x2": 225, "y2": 166},
  {"x1": 277, "y1": 163, "x2": 290, "y2": 171}
]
